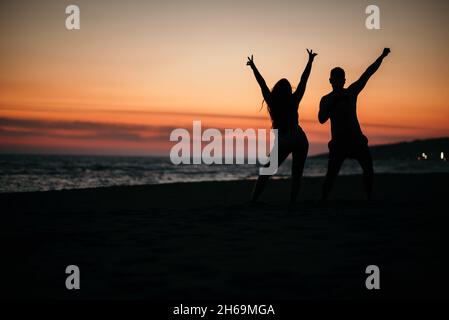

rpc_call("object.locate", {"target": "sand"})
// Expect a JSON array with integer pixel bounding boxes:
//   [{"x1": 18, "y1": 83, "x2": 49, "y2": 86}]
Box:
[{"x1": 1, "y1": 173, "x2": 448, "y2": 300}]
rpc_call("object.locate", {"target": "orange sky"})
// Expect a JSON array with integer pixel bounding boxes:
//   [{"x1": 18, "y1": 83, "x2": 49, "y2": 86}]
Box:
[{"x1": 1, "y1": 0, "x2": 448, "y2": 155}]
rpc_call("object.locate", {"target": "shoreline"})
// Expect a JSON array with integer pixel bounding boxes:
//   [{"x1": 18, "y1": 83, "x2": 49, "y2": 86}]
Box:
[{"x1": 1, "y1": 173, "x2": 446, "y2": 207}]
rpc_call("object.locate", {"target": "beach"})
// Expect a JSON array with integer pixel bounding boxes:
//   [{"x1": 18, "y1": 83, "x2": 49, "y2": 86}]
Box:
[{"x1": 2, "y1": 173, "x2": 448, "y2": 300}]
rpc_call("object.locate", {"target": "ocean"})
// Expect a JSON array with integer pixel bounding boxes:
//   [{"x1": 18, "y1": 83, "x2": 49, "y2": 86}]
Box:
[{"x1": 0, "y1": 154, "x2": 448, "y2": 193}]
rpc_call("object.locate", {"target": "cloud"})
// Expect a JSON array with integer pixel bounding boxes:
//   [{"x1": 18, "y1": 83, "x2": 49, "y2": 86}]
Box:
[
  {"x1": 0, "y1": 116, "x2": 273, "y2": 143},
  {"x1": 1, "y1": 114, "x2": 446, "y2": 149},
  {"x1": 0, "y1": 117, "x2": 175, "y2": 142},
  {"x1": 2, "y1": 104, "x2": 445, "y2": 132}
]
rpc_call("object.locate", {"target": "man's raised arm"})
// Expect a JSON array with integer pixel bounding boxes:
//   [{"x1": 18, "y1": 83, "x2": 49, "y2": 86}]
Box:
[{"x1": 348, "y1": 48, "x2": 391, "y2": 95}]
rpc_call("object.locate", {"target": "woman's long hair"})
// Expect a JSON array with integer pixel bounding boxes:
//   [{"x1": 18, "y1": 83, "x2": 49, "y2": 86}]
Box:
[{"x1": 261, "y1": 78, "x2": 293, "y2": 119}]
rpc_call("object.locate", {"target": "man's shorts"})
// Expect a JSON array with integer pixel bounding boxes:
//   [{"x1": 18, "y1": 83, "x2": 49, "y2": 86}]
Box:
[{"x1": 328, "y1": 135, "x2": 369, "y2": 159}]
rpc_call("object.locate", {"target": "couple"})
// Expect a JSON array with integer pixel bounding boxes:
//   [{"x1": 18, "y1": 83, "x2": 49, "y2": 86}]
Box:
[{"x1": 248, "y1": 48, "x2": 391, "y2": 203}]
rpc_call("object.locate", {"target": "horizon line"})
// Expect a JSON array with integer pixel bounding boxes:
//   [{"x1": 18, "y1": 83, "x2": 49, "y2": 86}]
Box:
[{"x1": 1, "y1": 136, "x2": 447, "y2": 158}]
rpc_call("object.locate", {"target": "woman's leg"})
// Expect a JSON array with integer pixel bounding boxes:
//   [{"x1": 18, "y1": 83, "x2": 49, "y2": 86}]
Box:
[
  {"x1": 251, "y1": 144, "x2": 290, "y2": 203},
  {"x1": 250, "y1": 175, "x2": 269, "y2": 203}
]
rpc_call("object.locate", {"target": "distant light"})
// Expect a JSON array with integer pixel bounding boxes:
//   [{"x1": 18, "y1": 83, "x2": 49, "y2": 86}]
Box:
[
  {"x1": 441, "y1": 152, "x2": 445, "y2": 160},
  {"x1": 422, "y1": 152, "x2": 428, "y2": 160}
]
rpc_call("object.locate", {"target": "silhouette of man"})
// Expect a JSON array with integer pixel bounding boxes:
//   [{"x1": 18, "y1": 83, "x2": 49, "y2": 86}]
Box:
[{"x1": 319, "y1": 48, "x2": 391, "y2": 200}]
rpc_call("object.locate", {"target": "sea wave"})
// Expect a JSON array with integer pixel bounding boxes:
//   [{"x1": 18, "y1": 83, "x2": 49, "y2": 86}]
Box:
[{"x1": 0, "y1": 154, "x2": 447, "y2": 193}]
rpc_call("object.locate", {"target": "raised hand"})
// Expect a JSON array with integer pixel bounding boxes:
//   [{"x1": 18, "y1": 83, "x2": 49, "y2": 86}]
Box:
[
  {"x1": 246, "y1": 54, "x2": 255, "y2": 68},
  {"x1": 247, "y1": 54, "x2": 270, "y2": 102},
  {"x1": 381, "y1": 48, "x2": 391, "y2": 57},
  {"x1": 307, "y1": 49, "x2": 318, "y2": 61}
]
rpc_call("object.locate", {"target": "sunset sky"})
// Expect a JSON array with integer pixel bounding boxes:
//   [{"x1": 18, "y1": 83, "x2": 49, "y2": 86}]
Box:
[{"x1": 1, "y1": 0, "x2": 448, "y2": 156}]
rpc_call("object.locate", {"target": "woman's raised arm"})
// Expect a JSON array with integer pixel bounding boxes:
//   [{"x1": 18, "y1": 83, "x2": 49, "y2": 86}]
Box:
[
  {"x1": 247, "y1": 55, "x2": 271, "y2": 103},
  {"x1": 293, "y1": 49, "x2": 317, "y2": 104}
]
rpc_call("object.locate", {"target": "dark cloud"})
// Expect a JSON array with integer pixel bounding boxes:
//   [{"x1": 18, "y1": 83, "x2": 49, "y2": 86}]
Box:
[
  {"x1": 1, "y1": 115, "x2": 445, "y2": 146},
  {"x1": 0, "y1": 105, "x2": 443, "y2": 132},
  {"x1": 0, "y1": 116, "x2": 271, "y2": 143},
  {"x1": 0, "y1": 105, "x2": 270, "y2": 122},
  {"x1": 0, "y1": 117, "x2": 175, "y2": 142}
]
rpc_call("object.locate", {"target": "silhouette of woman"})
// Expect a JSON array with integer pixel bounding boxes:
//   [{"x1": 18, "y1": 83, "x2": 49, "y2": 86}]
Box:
[{"x1": 247, "y1": 49, "x2": 317, "y2": 203}]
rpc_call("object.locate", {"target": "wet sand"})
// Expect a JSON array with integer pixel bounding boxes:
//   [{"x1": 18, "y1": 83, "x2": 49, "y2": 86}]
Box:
[{"x1": 1, "y1": 173, "x2": 448, "y2": 300}]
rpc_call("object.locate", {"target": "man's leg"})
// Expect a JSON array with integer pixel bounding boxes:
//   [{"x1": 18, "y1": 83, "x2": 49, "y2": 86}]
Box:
[
  {"x1": 356, "y1": 146, "x2": 374, "y2": 200},
  {"x1": 290, "y1": 141, "x2": 309, "y2": 204},
  {"x1": 322, "y1": 149, "x2": 345, "y2": 200}
]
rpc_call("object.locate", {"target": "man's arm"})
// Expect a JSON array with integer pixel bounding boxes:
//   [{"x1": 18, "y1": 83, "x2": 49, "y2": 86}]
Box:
[
  {"x1": 348, "y1": 48, "x2": 391, "y2": 95},
  {"x1": 318, "y1": 96, "x2": 331, "y2": 124},
  {"x1": 247, "y1": 55, "x2": 271, "y2": 103},
  {"x1": 293, "y1": 49, "x2": 317, "y2": 104}
]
